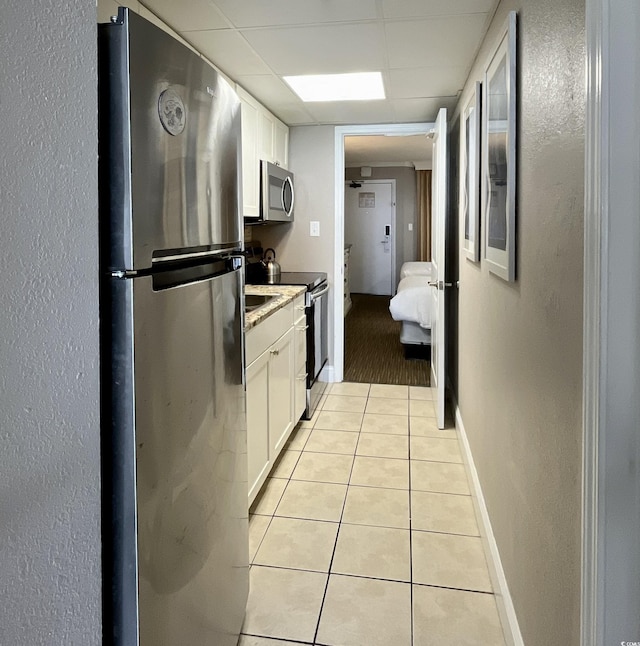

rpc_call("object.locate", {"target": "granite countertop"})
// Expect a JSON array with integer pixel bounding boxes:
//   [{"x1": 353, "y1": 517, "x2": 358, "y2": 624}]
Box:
[{"x1": 244, "y1": 284, "x2": 306, "y2": 331}]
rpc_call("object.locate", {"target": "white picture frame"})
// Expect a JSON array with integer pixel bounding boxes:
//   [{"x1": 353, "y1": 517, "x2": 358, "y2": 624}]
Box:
[
  {"x1": 461, "y1": 81, "x2": 482, "y2": 262},
  {"x1": 482, "y1": 11, "x2": 517, "y2": 281}
]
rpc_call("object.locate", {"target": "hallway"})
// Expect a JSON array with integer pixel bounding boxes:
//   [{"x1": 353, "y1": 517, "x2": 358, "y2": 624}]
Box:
[{"x1": 241, "y1": 383, "x2": 505, "y2": 645}]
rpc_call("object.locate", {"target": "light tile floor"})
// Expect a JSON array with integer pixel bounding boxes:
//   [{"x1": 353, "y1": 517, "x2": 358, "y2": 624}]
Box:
[{"x1": 241, "y1": 383, "x2": 506, "y2": 646}]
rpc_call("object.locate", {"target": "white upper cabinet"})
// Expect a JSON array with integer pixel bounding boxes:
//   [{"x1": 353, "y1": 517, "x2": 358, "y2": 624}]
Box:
[
  {"x1": 236, "y1": 85, "x2": 289, "y2": 220},
  {"x1": 273, "y1": 119, "x2": 289, "y2": 168},
  {"x1": 258, "y1": 111, "x2": 274, "y2": 165},
  {"x1": 238, "y1": 87, "x2": 260, "y2": 218}
]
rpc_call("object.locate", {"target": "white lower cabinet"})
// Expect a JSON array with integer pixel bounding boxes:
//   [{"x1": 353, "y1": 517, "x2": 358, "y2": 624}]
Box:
[
  {"x1": 246, "y1": 294, "x2": 306, "y2": 506},
  {"x1": 268, "y1": 326, "x2": 295, "y2": 457},
  {"x1": 246, "y1": 350, "x2": 270, "y2": 499}
]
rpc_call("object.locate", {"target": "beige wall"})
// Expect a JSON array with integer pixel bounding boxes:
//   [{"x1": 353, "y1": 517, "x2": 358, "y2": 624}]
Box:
[
  {"x1": 259, "y1": 126, "x2": 338, "y2": 365},
  {"x1": 454, "y1": 0, "x2": 585, "y2": 644}
]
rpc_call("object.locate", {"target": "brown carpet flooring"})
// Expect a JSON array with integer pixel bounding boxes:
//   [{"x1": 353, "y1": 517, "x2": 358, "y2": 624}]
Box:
[{"x1": 344, "y1": 293, "x2": 430, "y2": 386}]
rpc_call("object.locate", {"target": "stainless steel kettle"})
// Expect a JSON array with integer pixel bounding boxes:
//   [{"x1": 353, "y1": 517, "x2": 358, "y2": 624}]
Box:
[{"x1": 262, "y1": 248, "x2": 281, "y2": 281}]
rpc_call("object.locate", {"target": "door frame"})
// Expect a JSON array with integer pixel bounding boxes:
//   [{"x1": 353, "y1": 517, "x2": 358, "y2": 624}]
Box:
[
  {"x1": 429, "y1": 108, "x2": 448, "y2": 429},
  {"x1": 344, "y1": 178, "x2": 397, "y2": 296},
  {"x1": 333, "y1": 122, "x2": 435, "y2": 382},
  {"x1": 582, "y1": 0, "x2": 640, "y2": 642}
]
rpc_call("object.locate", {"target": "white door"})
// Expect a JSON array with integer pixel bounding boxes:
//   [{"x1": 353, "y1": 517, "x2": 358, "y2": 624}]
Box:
[
  {"x1": 344, "y1": 181, "x2": 395, "y2": 295},
  {"x1": 430, "y1": 109, "x2": 448, "y2": 429}
]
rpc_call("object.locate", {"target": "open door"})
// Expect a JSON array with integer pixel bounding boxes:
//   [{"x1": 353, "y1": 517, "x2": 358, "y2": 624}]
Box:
[{"x1": 430, "y1": 108, "x2": 448, "y2": 429}]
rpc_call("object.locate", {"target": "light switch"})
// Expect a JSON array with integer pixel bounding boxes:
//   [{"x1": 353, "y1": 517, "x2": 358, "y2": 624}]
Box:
[
  {"x1": 310, "y1": 221, "x2": 320, "y2": 237},
  {"x1": 408, "y1": 223, "x2": 413, "y2": 231}
]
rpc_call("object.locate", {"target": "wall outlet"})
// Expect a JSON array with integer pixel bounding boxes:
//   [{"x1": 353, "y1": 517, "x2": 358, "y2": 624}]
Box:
[
  {"x1": 408, "y1": 222, "x2": 413, "y2": 232},
  {"x1": 310, "y1": 221, "x2": 320, "y2": 237}
]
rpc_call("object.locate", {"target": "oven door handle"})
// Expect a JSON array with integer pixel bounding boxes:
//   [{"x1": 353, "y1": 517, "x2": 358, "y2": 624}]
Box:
[{"x1": 309, "y1": 284, "x2": 330, "y2": 303}]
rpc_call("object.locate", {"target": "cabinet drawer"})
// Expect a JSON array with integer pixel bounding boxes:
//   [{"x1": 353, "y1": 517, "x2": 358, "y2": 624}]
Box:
[{"x1": 246, "y1": 301, "x2": 293, "y2": 365}]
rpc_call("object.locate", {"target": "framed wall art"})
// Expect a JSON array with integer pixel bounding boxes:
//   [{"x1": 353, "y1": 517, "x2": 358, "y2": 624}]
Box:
[
  {"x1": 461, "y1": 81, "x2": 482, "y2": 262},
  {"x1": 482, "y1": 11, "x2": 517, "y2": 281}
]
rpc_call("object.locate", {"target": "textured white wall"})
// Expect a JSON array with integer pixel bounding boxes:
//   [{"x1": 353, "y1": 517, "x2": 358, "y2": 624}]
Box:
[
  {"x1": 0, "y1": 1, "x2": 102, "y2": 643},
  {"x1": 455, "y1": 0, "x2": 585, "y2": 644}
]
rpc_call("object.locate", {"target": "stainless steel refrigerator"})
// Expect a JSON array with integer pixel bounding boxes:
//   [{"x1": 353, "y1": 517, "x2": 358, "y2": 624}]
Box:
[{"x1": 98, "y1": 9, "x2": 248, "y2": 645}]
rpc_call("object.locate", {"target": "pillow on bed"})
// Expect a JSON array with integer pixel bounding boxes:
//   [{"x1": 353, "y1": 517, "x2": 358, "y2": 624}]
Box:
[{"x1": 400, "y1": 261, "x2": 432, "y2": 279}]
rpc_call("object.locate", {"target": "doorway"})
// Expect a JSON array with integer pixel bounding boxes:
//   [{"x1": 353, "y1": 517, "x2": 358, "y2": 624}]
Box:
[
  {"x1": 344, "y1": 180, "x2": 396, "y2": 296},
  {"x1": 333, "y1": 124, "x2": 434, "y2": 384}
]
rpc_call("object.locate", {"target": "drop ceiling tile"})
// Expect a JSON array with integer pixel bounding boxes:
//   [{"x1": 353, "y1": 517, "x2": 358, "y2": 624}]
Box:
[
  {"x1": 212, "y1": 0, "x2": 378, "y2": 28},
  {"x1": 385, "y1": 15, "x2": 488, "y2": 69},
  {"x1": 99, "y1": 0, "x2": 120, "y2": 23},
  {"x1": 386, "y1": 66, "x2": 469, "y2": 99},
  {"x1": 304, "y1": 100, "x2": 397, "y2": 125},
  {"x1": 234, "y1": 76, "x2": 316, "y2": 123},
  {"x1": 141, "y1": 0, "x2": 230, "y2": 31},
  {"x1": 235, "y1": 74, "x2": 301, "y2": 106},
  {"x1": 382, "y1": 0, "x2": 496, "y2": 18},
  {"x1": 138, "y1": 6, "x2": 202, "y2": 54},
  {"x1": 391, "y1": 97, "x2": 458, "y2": 123},
  {"x1": 117, "y1": 0, "x2": 142, "y2": 12},
  {"x1": 186, "y1": 30, "x2": 273, "y2": 77},
  {"x1": 242, "y1": 23, "x2": 386, "y2": 76},
  {"x1": 271, "y1": 103, "x2": 318, "y2": 125}
]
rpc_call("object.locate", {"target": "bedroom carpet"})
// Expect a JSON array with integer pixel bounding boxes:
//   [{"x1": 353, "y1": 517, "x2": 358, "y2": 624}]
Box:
[{"x1": 344, "y1": 293, "x2": 430, "y2": 386}]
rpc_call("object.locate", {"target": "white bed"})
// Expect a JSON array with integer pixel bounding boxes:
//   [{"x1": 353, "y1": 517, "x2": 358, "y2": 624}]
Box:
[
  {"x1": 389, "y1": 265, "x2": 432, "y2": 352},
  {"x1": 399, "y1": 261, "x2": 432, "y2": 279}
]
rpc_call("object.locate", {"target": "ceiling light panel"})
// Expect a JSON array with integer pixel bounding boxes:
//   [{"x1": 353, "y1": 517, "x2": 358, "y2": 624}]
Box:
[
  {"x1": 284, "y1": 72, "x2": 385, "y2": 102},
  {"x1": 212, "y1": 0, "x2": 378, "y2": 28}
]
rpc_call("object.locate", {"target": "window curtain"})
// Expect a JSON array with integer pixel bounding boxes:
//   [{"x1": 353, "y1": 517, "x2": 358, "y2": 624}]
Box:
[{"x1": 417, "y1": 170, "x2": 432, "y2": 261}]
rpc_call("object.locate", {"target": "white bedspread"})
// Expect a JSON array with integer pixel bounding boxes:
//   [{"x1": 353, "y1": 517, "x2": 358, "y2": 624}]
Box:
[{"x1": 389, "y1": 275, "x2": 432, "y2": 328}]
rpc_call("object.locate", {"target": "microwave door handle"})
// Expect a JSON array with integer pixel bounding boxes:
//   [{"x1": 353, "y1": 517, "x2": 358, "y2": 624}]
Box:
[{"x1": 282, "y1": 176, "x2": 294, "y2": 217}]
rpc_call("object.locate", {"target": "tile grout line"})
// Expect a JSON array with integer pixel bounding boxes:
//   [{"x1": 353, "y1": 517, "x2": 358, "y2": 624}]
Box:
[
  {"x1": 311, "y1": 386, "x2": 367, "y2": 646},
  {"x1": 249, "y1": 386, "x2": 466, "y2": 646},
  {"x1": 250, "y1": 417, "x2": 314, "y2": 566},
  {"x1": 408, "y1": 411, "x2": 415, "y2": 646}
]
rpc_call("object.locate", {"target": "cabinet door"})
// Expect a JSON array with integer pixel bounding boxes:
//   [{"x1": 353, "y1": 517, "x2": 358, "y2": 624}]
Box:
[
  {"x1": 237, "y1": 87, "x2": 259, "y2": 218},
  {"x1": 246, "y1": 350, "x2": 270, "y2": 505},
  {"x1": 274, "y1": 119, "x2": 289, "y2": 169},
  {"x1": 258, "y1": 110, "x2": 274, "y2": 165},
  {"x1": 268, "y1": 326, "x2": 295, "y2": 456}
]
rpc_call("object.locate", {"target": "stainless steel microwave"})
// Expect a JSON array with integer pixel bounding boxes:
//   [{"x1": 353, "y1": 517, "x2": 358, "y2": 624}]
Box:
[{"x1": 259, "y1": 160, "x2": 295, "y2": 223}]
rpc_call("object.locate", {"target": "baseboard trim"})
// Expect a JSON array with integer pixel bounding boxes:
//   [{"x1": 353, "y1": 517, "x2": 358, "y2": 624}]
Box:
[
  {"x1": 453, "y1": 401, "x2": 524, "y2": 646},
  {"x1": 320, "y1": 365, "x2": 335, "y2": 383}
]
